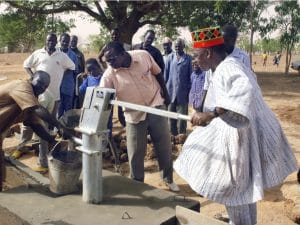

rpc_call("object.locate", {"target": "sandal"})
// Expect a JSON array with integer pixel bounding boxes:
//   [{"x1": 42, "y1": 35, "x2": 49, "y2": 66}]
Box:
[
  {"x1": 214, "y1": 213, "x2": 230, "y2": 223},
  {"x1": 11, "y1": 150, "x2": 24, "y2": 159}
]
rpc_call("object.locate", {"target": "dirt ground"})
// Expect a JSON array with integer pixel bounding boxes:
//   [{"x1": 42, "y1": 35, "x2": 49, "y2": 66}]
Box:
[{"x1": 1, "y1": 53, "x2": 300, "y2": 225}]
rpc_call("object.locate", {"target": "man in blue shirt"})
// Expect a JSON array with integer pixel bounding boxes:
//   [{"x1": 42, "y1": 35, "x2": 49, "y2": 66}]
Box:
[
  {"x1": 79, "y1": 58, "x2": 103, "y2": 96},
  {"x1": 164, "y1": 38, "x2": 192, "y2": 136},
  {"x1": 79, "y1": 58, "x2": 112, "y2": 138},
  {"x1": 58, "y1": 33, "x2": 78, "y2": 118}
]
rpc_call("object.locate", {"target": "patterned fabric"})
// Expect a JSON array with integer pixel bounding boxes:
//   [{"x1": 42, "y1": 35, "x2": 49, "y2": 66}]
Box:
[
  {"x1": 174, "y1": 56, "x2": 298, "y2": 206},
  {"x1": 191, "y1": 27, "x2": 224, "y2": 48},
  {"x1": 226, "y1": 203, "x2": 257, "y2": 225},
  {"x1": 230, "y1": 47, "x2": 251, "y2": 70},
  {"x1": 189, "y1": 70, "x2": 206, "y2": 109}
]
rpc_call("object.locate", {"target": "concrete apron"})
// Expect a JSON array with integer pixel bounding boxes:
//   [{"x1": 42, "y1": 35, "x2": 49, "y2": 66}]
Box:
[{"x1": 0, "y1": 169, "x2": 200, "y2": 225}]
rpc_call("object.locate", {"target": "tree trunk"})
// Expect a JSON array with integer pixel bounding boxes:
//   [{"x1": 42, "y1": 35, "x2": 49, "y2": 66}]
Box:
[
  {"x1": 249, "y1": 0, "x2": 254, "y2": 69},
  {"x1": 286, "y1": 46, "x2": 293, "y2": 75},
  {"x1": 118, "y1": 24, "x2": 139, "y2": 45},
  {"x1": 285, "y1": 48, "x2": 289, "y2": 75}
]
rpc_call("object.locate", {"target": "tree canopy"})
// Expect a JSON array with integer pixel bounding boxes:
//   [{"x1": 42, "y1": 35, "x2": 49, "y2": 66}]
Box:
[
  {"x1": 3, "y1": 0, "x2": 300, "y2": 75},
  {"x1": 4, "y1": 1, "x2": 255, "y2": 44}
]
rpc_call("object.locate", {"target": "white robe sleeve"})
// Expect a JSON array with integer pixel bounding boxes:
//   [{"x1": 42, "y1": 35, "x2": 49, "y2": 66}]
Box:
[{"x1": 214, "y1": 61, "x2": 253, "y2": 120}]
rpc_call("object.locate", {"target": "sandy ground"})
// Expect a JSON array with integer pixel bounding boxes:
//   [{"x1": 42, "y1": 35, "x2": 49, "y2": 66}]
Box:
[{"x1": 1, "y1": 52, "x2": 300, "y2": 225}]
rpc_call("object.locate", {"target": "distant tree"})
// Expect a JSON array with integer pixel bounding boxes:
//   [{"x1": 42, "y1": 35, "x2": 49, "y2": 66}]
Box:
[
  {"x1": 269, "y1": 1, "x2": 300, "y2": 74},
  {"x1": 248, "y1": 0, "x2": 271, "y2": 65},
  {"x1": 255, "y1": 38, "x2": 282, "y2": 54},
  {"x1": 0, "y1": 11, "x2": 45, "y2": 52},
  {"x1": 238, "y1": 36, "x2": 252, "y2": 53},
  {"x1": 0, "y1": 7, "x2": 74, "y2": 52}
]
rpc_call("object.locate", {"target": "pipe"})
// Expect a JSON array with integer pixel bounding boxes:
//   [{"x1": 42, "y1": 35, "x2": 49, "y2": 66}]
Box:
[
  {"x1": 82, "y1": 133, "x2": 104, "y2": 204},
  {"x1": 110, "y1": 100, "x2": 191, "y2": 121}
]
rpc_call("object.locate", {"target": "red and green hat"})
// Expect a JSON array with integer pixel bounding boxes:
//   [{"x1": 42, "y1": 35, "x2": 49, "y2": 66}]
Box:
[{"x1": 191, "y1": 26, "x2": 224, "y2": 48}]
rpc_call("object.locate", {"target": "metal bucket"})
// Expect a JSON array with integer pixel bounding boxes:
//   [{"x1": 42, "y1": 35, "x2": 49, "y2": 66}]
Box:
[{"x1": 48, "y1": 141, "x2": 82, "y2": 195}]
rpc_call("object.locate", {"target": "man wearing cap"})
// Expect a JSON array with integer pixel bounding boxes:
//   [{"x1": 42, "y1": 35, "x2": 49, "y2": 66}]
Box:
[{"x1": 174, "y1": 27, "x2": 298, "y2": 225}]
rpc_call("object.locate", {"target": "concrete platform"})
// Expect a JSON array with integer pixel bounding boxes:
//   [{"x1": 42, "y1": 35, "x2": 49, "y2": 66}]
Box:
[{"x1": 0, "y1": 170, "x2": 200, "y2": 225}]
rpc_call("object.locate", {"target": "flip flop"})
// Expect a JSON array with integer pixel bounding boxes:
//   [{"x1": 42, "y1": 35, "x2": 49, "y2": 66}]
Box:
[
  {"x1": 11, "y1": 150, "x2": 24, "y2": 159},
  {"x1": 213, "y1": 213, "x2": 230, "y2": 223}
]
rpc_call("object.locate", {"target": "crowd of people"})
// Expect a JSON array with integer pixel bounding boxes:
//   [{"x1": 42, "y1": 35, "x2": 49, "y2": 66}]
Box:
[{"x1": 0, "y1": 24, "x2": 298, "y2": 225}]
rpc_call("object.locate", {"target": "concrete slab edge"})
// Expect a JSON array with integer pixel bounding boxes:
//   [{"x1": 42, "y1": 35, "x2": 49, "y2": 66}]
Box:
[{"x1": 4, "y1": 152, "x2": 49, "y2": 186}]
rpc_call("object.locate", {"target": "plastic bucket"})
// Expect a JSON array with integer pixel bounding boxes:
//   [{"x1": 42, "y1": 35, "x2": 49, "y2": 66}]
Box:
[{"x1": 48, "y1": 141, "x2": 82, "y2": 195}]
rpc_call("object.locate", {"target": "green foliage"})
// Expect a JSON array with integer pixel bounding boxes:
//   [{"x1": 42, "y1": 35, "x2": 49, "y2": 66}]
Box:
[
  {"x1": 274, "y1": 2, "x2": 300, "y2": 48},
  {"x1": 214, "y1": 1, "x2": 251, "y2": 30},
  {"x1": 255, "y1": 38, "x2": 282, "y2": 53},
  {"x1": 5, "y1": 0, "x2": 268, "y2": 44},
  {"x1": 238, "y1": 36, "x2": 253, "y2": 53},
  {"x1": 86, "y1": 26, "x2": 110, "y2": 53},
  {"x1": 0, "y1": 4, "x2": 74, "y2": 52},
  {"x1": 0, "y1": 10, "x2": 45, "y2": 52},
  {"x1": 269, "y1": 1, "x2": 300, "y2": 74}
]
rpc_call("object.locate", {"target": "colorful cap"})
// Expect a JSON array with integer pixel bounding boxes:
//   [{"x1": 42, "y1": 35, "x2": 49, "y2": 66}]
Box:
[{"x1": 191, "y1": 27, "x2": 224, "y2": 48}]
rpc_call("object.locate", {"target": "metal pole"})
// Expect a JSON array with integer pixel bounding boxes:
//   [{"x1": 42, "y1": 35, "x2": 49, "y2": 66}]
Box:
[
  {"x1": 81, "y1": 133, "x2": 106, "y2": 204},
  {"x1": 110, "y1": 100, "x2": 191, "y2": 121}
]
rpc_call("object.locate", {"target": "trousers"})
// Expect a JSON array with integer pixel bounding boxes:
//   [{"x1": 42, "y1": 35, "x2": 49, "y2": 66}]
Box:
[
  {"x1": 226, "y1": 203, "x2": 257, "y2": 225},
  {"x1": 168, "y1": 101, "x2": 188, "y2": 135},
  {"x1": 126, "y1": 105, "x2": 173, "y2": 183}
]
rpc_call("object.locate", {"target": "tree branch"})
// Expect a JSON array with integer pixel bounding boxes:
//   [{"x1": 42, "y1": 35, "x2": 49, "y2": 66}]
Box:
[
  {"x1": 140, "y1": 13, "x2": 164, "y2": 27},
  {"x1": 66, "y1": 2, "x2": 100, "y2": 20},
  {"x1": 136, "y1": 2, "x2": 160, "y2": 12},
  {"x1": 94, "y1": 1, "x2": 106, "y2": 19},
  {"x1": 140, "y1": 18, "x2": 161, "y2": 27}
]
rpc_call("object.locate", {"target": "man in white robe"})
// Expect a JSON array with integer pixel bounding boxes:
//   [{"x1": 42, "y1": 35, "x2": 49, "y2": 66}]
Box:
[{"x1": 174, "y1": 26, "x2": 298, "y2": 225}]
